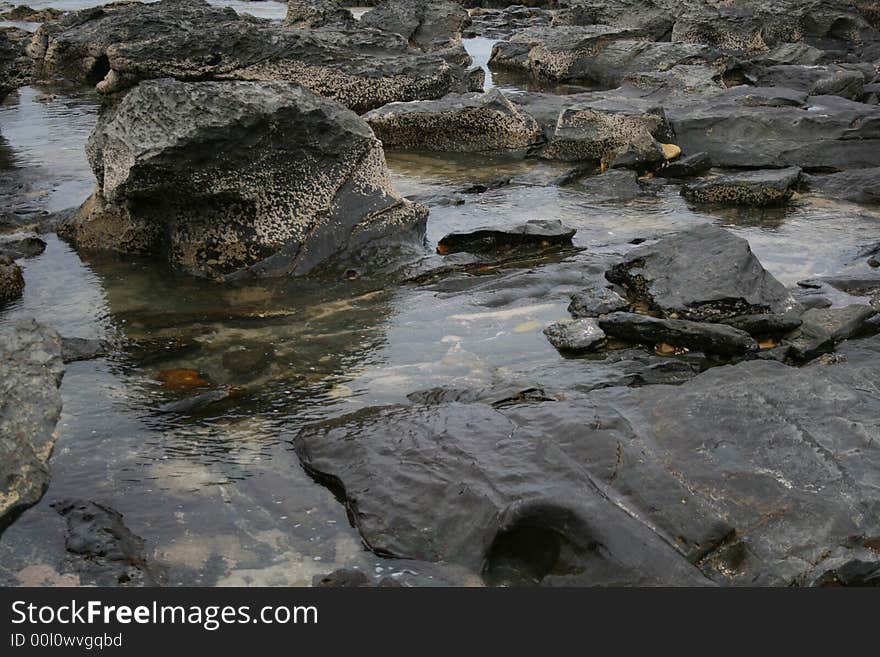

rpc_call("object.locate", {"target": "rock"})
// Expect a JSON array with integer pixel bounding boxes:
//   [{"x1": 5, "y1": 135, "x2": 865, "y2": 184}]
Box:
[
  {"x1": 721, "y1": 312, "x2": 803, "y2": 338},
  {"x1": 465, "y1": 5, "x2": 553, "y2": 40},
  {"x1": 0, "y1": 255, "x2": 24, "y2": 303},
  {"x1": 803, "y1": 168, "x2": 880, "y2": 204},
  {"x1": 52, "y1": 499, "x2": 158, "y2": 586},
  {"x1": 743, "y1": 64, "x2": 871, "y2": 100},
  {"x1": 0, "y1": 235, "x2": 46, "y2": 259},
  {"x1": 606, "y1": 224, "x2": 799, "y2": 322},
  {"x1": 313, "y1": 568, "x2": 370, "y2": 587},
  {"x1": 284, "y1": 0, "x2": 355, "y2": 28},
  {"x1": 543, "y1": 318, "x2": 606, "y2": 352},
  {"x1": 681, "y1": 167, "x2": 802, "y2": 207},
  {"x1": 569, "y1": 169, "x2": 649, "y2": 201},
  {"x1": 553, "y1": 0, "x2": 676, "y2": 41},
  {"x1": 437, "y1": 219, "x2": 575, "y2": 255},
  {"x1": 0, "y1": 320, "x2": 64, "y2": 535},
  {"x1": 667, "y1": 89, "x2": 880, "y2": 170},
  {"x1": 0, "y1": 5, "x2": 64, "y2": 22},
  {"x1": 294, "y1": 345, "x2": 880, "y2": 585},
  {"x1": 540, "y1": 98, "x2": 670, "y2": 165},
  {"x1": 360, "y1": 0, "x2": 470, "y2": 52},
  {"x1": 568, "y1": 287, "x2": 629, "y2": 318},
  {"x1": 60, "y1": 79, "x2": 427, "y2": 281},
  {"x1": 490, "y1": 27, "x2": 720, "y2": 86},
  {"x1": 0, "y1": 26, "x2": 32, "y2": 100},
  {"x1": 363, "y1": 89, "x2": 542, "y2": 153},
  {"x1": 788, "y1": 305, "x2": 878, "y2": 361},
  {"x1": 27, "y1": 0, "x2": 470, "y2": 112},
  {"x1": 221, "y1": 345, "x2": 274, "y2": 377},
  {"x1": 598, "y1": 312, "x2": 759, "y2": 357},
  {"x1": 294, "y1": 402, "x2": 713, "y2": 586},
  {"x1": 656, "y1": 152, "x2": 711, "y2": 178},
  {"x1": 60, "y1": 336, "x2": 112, "y2": 363}
]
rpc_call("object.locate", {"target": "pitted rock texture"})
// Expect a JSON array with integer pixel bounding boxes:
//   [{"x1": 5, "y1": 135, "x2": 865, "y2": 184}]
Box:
[
  {"x1": 0, "y1": 320, "x2": 64, "y2": 535},
  {"x1": 61, "y1": 79, "x2": 428, "y2": 281},
  {"x1": 294, "y1": 340, "x2": 880, "y2": 585},
  {"x1": 681, "y1": 167, "x2": 803, "y2": 207},
  {"x1": 27, "y1": 0, "x2": 470, "y2": 112},
  {"x1": 360, "y1": 0, "x2": 471, "y2": 52},
  {"x1": 0, "y1": 255, "x2": 24, "y2": 304},
  {"x1": 364, "y1": 89, "x2": 541, "y2": 153},
  {"x1": 606, "y1": 224, "x2": 799, "y2": 323},
  {"x1": 284, "y1": 0, "x2": 355, "y2": 28},
  {"x1": 0, "y1": 26, "x2": 32, "y2": 100}
]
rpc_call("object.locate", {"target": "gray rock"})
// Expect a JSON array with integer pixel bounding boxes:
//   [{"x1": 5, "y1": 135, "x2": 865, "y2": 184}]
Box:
[
  {"x1": 570, "y1": 169, "x2": 649, "y2": 201},
  {"x1": 0, "y1": 236, "x2": 46, "y2": 259},
  {"x1": 599, "y1": 312, "x2": 759, "y2": 356},
  {"x1": 656, "y1": 152, "x2": 711, "y2": 179},
  {"x1": 681, "y1": 167, "x2": 802, "y2": 207},
  {"x1": 803, "y1": 168, "x2": 880, "y2": 204},
  {"x1": 27, "y1": 0, "x2": 470, "y2": 112},
  {"x1": 284, "y1": 0, "x2": 355, "y2": 28},
  {"x1": 568, "y1": 287, "x2": 629, "y2": 318},
  {"x1": 294, "y1": 345, "x2": 880, "y2": 585},
  {"x1": 788, "y1": 305, "x2": 878, "y2": 361},
  {"x1": 606, "y1": 224, "x2": 799, "y2": 322},
  {"x1": 0, "y1": 255, "x2": 24, "y2": 304},
  {"x1": 0, "y1": 26, "x2": 31, "y2": 101},
  {"x1": 721, "y1": 312, "x2": 803, "y2": 337},
  {"x1": 0, "y1": 320, "x2": 64, "y2": 535},
  {"x1": 364, "y1": 89, "x2": 541, "y2": 153},
  {"x1": 437, "y1": 219, "x2": 575, "y2": 255},
  {"x1": 60, "y1": 79, "x2": 427, "y2": 281},
  {"x1": 552, "y1": 0, "x2": 676, "y2": 41},
  {"x1": 543, "y1": 318, "x2": 606, "y2": 352},
  {"x1": 360, "y1": 0, "x2": 470, "y2": 52},
  {"x1": 60, "y1": 336, "x2": 112, "y2": 363}
]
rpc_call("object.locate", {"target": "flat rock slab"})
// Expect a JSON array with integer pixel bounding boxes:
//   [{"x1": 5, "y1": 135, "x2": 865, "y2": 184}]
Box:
[
  {"x1": 681, "y1": 167, "x2": 802, "y2": 207},
  {"x1": 606, "y1": 224, "x2": 799, "y2": 322},
  {"x1": 803, "y1": 168, "x2": 880, "y2": 204},
  {"x1": 598, "y1": 311, "x2": 759, "y2": 356},
  {"x1": 61, "y1": 79, "x2": 427, "y2": 280},
  {"x1": 294, "y1": 342, "x2": 880, "y2": 585},
  {"x1": 0, "y1": 320, "x2": 64, "y2": 535},
  {"x1": 363, "y1": 89, "x2": 541, "y2": 153},
  {"x1": 437, "y1": 219, "x2": 576, "y2": 255},
  {"x1": 788, "y1": 304, "x2": 878, "y2": 361}
]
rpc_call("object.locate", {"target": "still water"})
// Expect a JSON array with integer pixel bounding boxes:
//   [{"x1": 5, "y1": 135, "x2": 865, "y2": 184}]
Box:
[{"x1": 1, "y1": 2, "x2": 879, "y2": 586}]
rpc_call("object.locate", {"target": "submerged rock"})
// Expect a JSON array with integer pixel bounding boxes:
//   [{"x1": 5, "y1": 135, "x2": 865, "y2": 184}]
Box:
[
  {"x1": 53, "y1": 499, "x2": 158, "y2": 586},
  {"x1": 0, "y1": 254, "x2": 24, "y2": 303},
  {"x1": 364, "y1": 89, "x2": 541, "y2": 153},
  {"x1": 681, "y1": 167, "x2": 802, "y2": 207},
  {"x1": 60, "y1": 79, "x2": 427, "y2": 281},
  {"x1": 359, "y1": 0, "x2": 470, "y2": 52},
  {"x1": 599, "y1": 312, "x2": 759, "y2": 356},
  {"x1": 543, "y1": 318, "x2": 606, "y2": 353},
  {"x1": 27, "y1": 0, "x2": 470, "y2": 112},
  {"x1": 294, "y1": 344, "x2": 880, "y2": 585},
  {"x1": 60, "y1": 336, "x2": 112, "y2": 363},
  {"x1": 606, "y1": 224, "x2": 799, "y2": 322},
  {"x1": 0, "y1": 320, "x2": 64, "y2": 535},
  {"x1": 437, "y1": 220, "x2": 575, "y2": 255}
]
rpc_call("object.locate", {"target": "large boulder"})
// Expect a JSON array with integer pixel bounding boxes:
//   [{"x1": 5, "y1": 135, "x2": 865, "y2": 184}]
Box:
[
  {"x1": 60, "y1": 79, "x2": 428, "y2": 281},
  {"x1": 0, "y1": 320, "x2": 64, "y2": 535},
  {"x1": 27, "y1": 0, "x2": 470, "y2": 112},
  {"x1": 359, "y1": 0, "x2": 471, "y2": 52},
  {"x1": 605, "y1": 224, "x2": 799, "y2": 322},
  {"x1": 364, "y1": 89, "x2": 541, "y2": 152},
  {"x1": 294, "y1": 345, "x2": 880, "y2": 585},
  {"x1": 489, "y1": 26, "x2": 720, "y2": 85},
  {"x1": 666, "y1": 87, "x2": 880, "y2": 170}
]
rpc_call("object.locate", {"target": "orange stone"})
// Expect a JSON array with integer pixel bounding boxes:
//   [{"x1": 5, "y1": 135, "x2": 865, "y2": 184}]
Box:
[{"x1": 156, "y1": 369, "x2": 210, "y2": 390}]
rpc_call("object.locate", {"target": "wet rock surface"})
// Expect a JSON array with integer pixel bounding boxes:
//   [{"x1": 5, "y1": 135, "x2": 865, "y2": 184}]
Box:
[
  {"x1": 61, "y1": 79, "x2": 427, "y2": 280},
  {"x1": 437, "y1": 219, "x2": 575, "y2": 254},
  {"x1": 543, "y1": 317, "x2": 606, "y2": 352},
  {"x1": 681, "y1": 167, "x2": 802, "y2": 207},
  {"x1": 360, "y1": 0, "x2": 470, "y2": 52},
  {"x1": 0, "y1": 320, "x2": 64, "y2": 535},
  {"x1": 0, "y1": 254, "x2": 24, "y2": 303}
]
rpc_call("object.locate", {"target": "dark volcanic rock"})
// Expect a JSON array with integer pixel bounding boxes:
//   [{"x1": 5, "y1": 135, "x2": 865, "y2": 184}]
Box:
[
  {"x1": 360, "y1": 0, "x2": 470, "y2": 52},
  {"x1": 606, "y1": 224, "x2": 799, "y2": 322},
  {"x1": 27, "y1": 0, "x2": 469, "y2": 111},
  {"x1": 788, "y1": 305, "x2": 878, "y2": 361},
  {"x1": 0, "y1": 254, "x2": 24, "y2": 303},
  {"x1": 284, "y1": 0, "x2": 355, "y2": 28},
  {"x1": 53, "y1": 499, "x2": 158, "y2": 586},
  {"x1": 667, "y1": 88, "x2": 880, "y2": 170},
  {"x1": 598, "y1": 312, "x2": 759, "y2": 356},
  {"x1": 294, "y1": 346, "x2": 880, "y2": 585},
  {"x1": 543, "y1": 318, "x2": 606, "y2": 352},
  {"x1": 568, "y1": 287, "x2": 629, "y2": 318},
  {"x1": 0, "y1": 26, "x2": 32, "y2": 100},
  {"x1": 60, "y1": 336, "x2": 112, "y2": 363},
  {"x1": 569, "y1": 169, "x2": 649, "y2": 201},
  {"x1": 681, "y1": 167, "x2": 802, "y2": 207},
  {"x1": 60, "y1": 79, "x2": 427, "y2": 281},
  {"x1": 803, "y1": 168, "x2": 880, "y2": 204},
  {"x1": 0, "y1": 320, "x2": 64, "y2": 535},
  {"x1": 656, "y1": 152, "x2": 711, "y2": 178},
  {"x1": 0, "y1": 235, "x2": 46, "y2": 259},
  {"x1": 721, "y1": 312, "x2": 803, "y2": 338},
  {"x1": 553, "y1": 0, "x2": 676, "y2": 41},
  {"x1": 437, "y1": 219, "x2": 575, "y2": 255},
  {"x1": 363, "y1": 89, "x2": 542, "y2": 153}
]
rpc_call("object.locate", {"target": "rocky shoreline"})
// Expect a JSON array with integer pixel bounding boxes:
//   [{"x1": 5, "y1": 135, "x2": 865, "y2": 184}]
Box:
[{"x1": 1, "y1": 0, "x2": 879, "y2": 586}]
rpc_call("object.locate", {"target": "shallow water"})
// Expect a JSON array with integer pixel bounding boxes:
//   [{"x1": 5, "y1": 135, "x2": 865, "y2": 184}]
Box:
[{"x1": 2, "y1": 6, "x2": 880, "y2": 586}]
